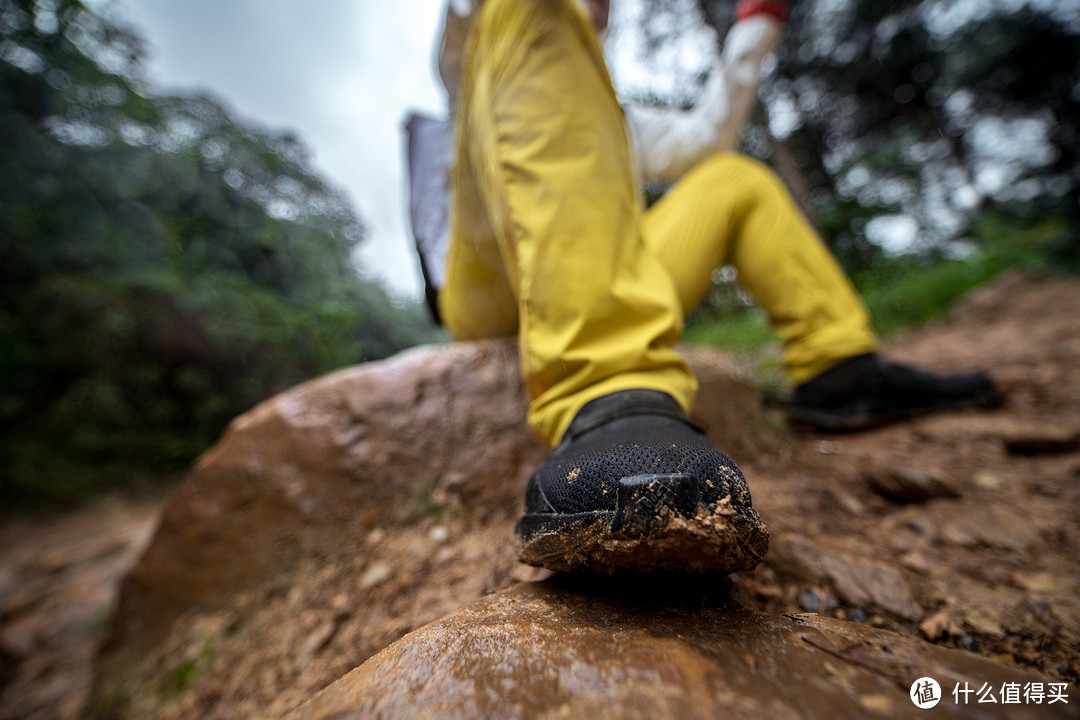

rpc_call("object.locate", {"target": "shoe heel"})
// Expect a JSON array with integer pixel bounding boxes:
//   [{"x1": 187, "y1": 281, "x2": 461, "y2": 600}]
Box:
[{"x1": 610, "y1": 474, "x2": 700, "y2": 538}]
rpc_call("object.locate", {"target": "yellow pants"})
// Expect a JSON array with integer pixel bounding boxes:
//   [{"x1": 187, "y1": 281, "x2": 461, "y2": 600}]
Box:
[{"x1": 439, "y1": 0, "x2": 876, "y2": 447}]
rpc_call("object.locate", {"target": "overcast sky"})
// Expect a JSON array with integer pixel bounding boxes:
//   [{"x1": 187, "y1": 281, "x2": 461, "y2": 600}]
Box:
[
  {"x1": 110, "y1": 0, "x2": 720, "y2": 300},
  {"x1": 116, "y1": 0, "x2": 447, "y2": 300}
]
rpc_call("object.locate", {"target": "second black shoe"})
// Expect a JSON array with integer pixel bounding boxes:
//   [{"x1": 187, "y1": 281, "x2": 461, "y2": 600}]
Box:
[
  {"x1": 788, "y1": 353, "x2": 1002, "y2": 431},
  {"x1": 514, "y1": 389, "x2": 770, "y2": 574}
]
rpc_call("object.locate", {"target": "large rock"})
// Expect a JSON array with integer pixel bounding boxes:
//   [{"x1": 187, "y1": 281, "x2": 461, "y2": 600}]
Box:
[
  {"x1": 287, "y1": 578, "x2": 1070, "y2": 720},
  {"x1": 104, "y1": 340, "x2": 539, "y2": 650},
  {"x1": 92, "y1": 339, "x2": 770, "y2": 718},
  {"x1": 80, "y1": 274, "x2": 1080, "y2": 717}
]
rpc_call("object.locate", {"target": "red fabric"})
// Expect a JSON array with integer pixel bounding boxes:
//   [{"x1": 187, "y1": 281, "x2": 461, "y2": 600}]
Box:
[{"x1": 735, "y1": 0, "x2": 790, "y2": 23}]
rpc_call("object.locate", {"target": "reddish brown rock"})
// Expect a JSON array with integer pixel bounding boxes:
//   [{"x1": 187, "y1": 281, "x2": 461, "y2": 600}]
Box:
[
  {"x1": 103, "y1": 340, "x2": 763, "y2": 646},
  {"x1": 91, "y1": 339, "x2": 768, "y2": 718},
  {"x1": 287, "y1": 578, "x2": 1069, "y2": 720},
  {"x1": 103, "y1": 340, "x2": 542, "y2": 652}
]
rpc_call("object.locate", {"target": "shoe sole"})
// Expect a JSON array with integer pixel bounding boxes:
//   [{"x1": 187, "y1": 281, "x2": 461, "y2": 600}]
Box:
[
  {"x1": 514, "y1": 474, "x2": 770, "y2": 574},
  {"x1": 789, "y1": 392, "x2": 1004, "y2": 432}
]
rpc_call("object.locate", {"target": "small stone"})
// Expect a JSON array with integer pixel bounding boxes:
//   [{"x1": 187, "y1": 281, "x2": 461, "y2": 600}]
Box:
[
  {"x1": 1027, "y1": 599, "x2": 1050, "y2": 614},
  {"x1": 1011, "y1": 571, "x2": 1059, "y2": 594},
  {"x1": 429, "y1": 526, "x2": 449, "y2": 543},
  {"x1": 359, "y1": 562, "x2": 393, "y2": 589},
  {"x1": 298, "y1": 619, "x2": 338, "y2": 660},
  {"x1": 973, "y1": 471, "x2": 1004, "y2": 490},
  {"x1": 770, "y1": 534, "x2": 923, "y2": 621},
  {"x1": 0, "y1": 616, "x2": 39, "y2": 657},
  {"x1": 829, "y1": 489, "x2": 865, "y2": 516},
  {"x1": 919, "y1": 609, "x2": 963, "y2": 641},
  {"x1": 815, "y1": 440, "x2": 841, "y2": 455},
  {"x1": 330, "y1": 593, "x2": 352, "y2": 618},
  {"x1": 510, "y1": 564, "x2": 555, "y2": 584},
  {"x1": 434, "y1": 546, "x2": 460, "y2": 564},
  {"x1": 899, "y1": 551, "x2": 933, "y2": 574},
  {"x1": 798, "y1": 589, "x2": 822, "y2": 613},
  {"x1": 858, "y1": 694, "x2": 896, "y2": 714},
  {"x1": 864, "y1": 464, "x2": 959, "y2": 503},
  {"x1": 799, "y1": 591, "x2": 838, "y2": 613},
  {"x1": 938, "y1": 524, "x2": 978, "y2": 548},
  {"x1": 963, "y1": 610, "x2": 1004, "y2": 638}
]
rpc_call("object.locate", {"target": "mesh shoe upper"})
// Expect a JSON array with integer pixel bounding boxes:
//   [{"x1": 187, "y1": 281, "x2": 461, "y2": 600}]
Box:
[{"x1": 525, "y1": 390, "x2": 752, "y2": 516}]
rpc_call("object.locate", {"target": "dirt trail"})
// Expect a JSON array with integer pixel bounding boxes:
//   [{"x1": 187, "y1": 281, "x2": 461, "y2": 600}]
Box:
[
  {"x1": 736, "y1": 269, "x2": 1080, "y2": 682},
  {"x1": 2, "y1": 270, "x2": 1078, "y2": 719},
  {"x1": 0, "y1": 497, "x2": 159, "y2": 719}
]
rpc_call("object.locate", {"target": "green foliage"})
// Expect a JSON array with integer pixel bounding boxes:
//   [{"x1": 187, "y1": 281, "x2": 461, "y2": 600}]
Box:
[
  {"x1": 855, "y1": 213, "x2": 1079, "y2": 335},
  {"x1": 689, "y1": 0, "x2": 1080, "y2": 274},
  {"x1": 851, "y1": 257, "x2": 997, "y2": 337},
  {"x1": 0, "y1": 0, "x2": 440, "y2": 504},
  {"x1": 683, "y1": 305, "x2": 773, "y2": 352},
  {"x1": 970, "y1": 212, "x2": 1080, "y2": 274}
]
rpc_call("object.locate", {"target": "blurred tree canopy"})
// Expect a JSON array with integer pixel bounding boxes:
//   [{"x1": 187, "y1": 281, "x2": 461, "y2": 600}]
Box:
[
  {"x1": 612, "y1": 0, "x2": 1079, "y2": 272},
  {"x1": 0, "y1": 0, "x2": 438, "y2": 501}
]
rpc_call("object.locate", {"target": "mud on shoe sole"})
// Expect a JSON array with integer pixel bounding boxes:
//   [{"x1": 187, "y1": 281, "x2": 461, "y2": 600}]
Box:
[{"x1": 514, "y1": 473, "x2": 771, "y2": 574}]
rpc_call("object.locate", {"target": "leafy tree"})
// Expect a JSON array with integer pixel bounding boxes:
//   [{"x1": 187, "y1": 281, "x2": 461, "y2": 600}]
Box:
[
  {"x1": 0, "y1": 0, "x2": 439, "y2": 502},
  {"x1": 611, "y1": 0, "x2": 1080, "y2": 274}
]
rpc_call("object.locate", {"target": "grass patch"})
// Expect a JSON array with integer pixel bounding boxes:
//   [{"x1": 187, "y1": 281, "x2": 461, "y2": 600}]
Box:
[
  {"x1": 161, "y1": 642, "x2": 215, "y2": 697},
  {"x1": 852, "y1": 256, "x2": 1000, "y2": 337},
  {"x1": 683, "y1": 306, "x2": 774, "y2": 351}
]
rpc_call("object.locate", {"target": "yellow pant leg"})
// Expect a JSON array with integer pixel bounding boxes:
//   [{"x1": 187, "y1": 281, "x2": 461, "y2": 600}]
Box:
[
  {"x1": 642, "y1": 153, "x2": 878, "y2": 385},
  {"x1": 438, "y1": 127, "x2": 519, "y2": 340},
  {"x1": 439, "y1": 0, "x2": 696, "y2": 446}
]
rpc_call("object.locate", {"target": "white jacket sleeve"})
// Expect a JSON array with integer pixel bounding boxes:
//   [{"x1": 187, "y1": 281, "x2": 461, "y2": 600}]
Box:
[{"x1": 623, "y1": 15, "x2": 783, "y2": 185}]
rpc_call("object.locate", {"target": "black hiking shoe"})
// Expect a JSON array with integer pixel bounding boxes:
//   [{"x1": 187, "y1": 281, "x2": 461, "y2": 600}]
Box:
[
  {"x1": 788, "y1": 353, "x2": 1002, "y2": 431},
  {"x1": 514, "y1": 390, "x2": 770, "y2": 574}
]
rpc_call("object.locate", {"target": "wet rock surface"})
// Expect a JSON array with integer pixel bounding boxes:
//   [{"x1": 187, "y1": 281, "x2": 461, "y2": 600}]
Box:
[
  {"x1": 3, "y1": 271, "x2": 1079, "y2": 718},
  {"x1": 87, "y1": 338, "x2": 766, "y2": 719},
  {"x1": 288, "y1": 578, "x2": 1072, "y2": 720}
]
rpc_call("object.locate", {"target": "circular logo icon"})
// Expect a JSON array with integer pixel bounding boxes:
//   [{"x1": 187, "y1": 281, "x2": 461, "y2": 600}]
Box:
[{"x1": 910, "y1": 677, "x2": 942, "y2": 709}]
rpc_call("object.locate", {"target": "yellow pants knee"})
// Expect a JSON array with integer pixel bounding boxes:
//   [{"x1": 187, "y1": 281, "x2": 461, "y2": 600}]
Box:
[
  {"x1": 439, "y1": 0, "x2": 697, "y2": 447},
  {"x1": 439, "y1": 0, "x2": 878, "y2": 446},
  {"x1": 642, "y1": 153, "x2": 877, "y2": 385}
]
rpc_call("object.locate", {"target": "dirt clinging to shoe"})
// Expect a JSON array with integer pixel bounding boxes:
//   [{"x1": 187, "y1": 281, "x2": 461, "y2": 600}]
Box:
[{"x1": 516, "y1": 496, "x2": 770, "y2": 574}]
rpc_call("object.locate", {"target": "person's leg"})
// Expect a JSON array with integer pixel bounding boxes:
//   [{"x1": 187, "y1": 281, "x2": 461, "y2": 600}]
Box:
[
  {"x1": 445, "y1": 0, "x2": 696, "y2": 446},
  {"x1": 438, "y1": 129, "x2": 519, "y2": 341},
  {"x1": 446, "y1": 0, "x2": 768, "y2": 573},
  {"x1": 642, "y1": 152, "x2": 1000, "y2": 429},
  {"x1": 642, "y1": 152, "x2": 876, "y2": 386}
]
